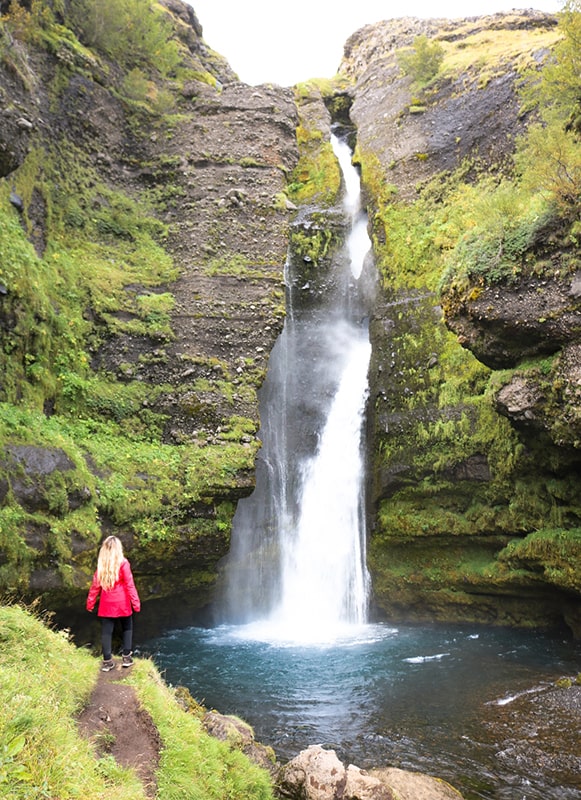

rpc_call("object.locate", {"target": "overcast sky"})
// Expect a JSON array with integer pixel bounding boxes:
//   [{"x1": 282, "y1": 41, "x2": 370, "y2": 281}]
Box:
[{"x1": 188, "y1": 0, "x2": 563, "y2": 86}]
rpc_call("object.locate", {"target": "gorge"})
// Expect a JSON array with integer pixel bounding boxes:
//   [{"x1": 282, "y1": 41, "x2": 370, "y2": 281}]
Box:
[
  {"x1": 0, "y1": 0, "x2": 580, "y2": 640},
  {"x1": 1, "y1": 1, "x2": 581, "y2": 795},
  {"x1": 220, "y1": 129, "x2": 372, "y2": 637}
]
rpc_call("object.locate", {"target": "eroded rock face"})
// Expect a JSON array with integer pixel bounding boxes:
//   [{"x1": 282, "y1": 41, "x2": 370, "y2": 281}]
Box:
[
  {"x1": 341, "y1": 10, "x2": 581, "y2": 632},
  {"x1": 494, "y1": 341, "x2": 581, "y2": 448},
  {"x1": 92, "y1": 79, "x2": 299, "y2": 442},
  {"x1": 444, "y1": 271, "x2": 581, "y2": 370},
  {"x1": 345, "y1": 12, "x2": 558, "y2": 200},
  {"x1": 0, "y1": 40, "x2": 37, "y2": 177},
  {"x1": 0, "y1": 0, "x2": 298, "y2": 615}
]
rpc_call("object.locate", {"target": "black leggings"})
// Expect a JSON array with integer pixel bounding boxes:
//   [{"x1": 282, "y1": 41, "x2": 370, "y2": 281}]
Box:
[{"x1": 100, "y1": 615, "x2": 133, "y2": 660}]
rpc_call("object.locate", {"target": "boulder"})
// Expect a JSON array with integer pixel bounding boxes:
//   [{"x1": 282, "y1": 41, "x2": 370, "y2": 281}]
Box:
[
  {"x1": 372, "y1": 767, "x2": 466, "y2": 800},
  {"x1": 202, "y1": 710, "x2": 277, "y2": 775},
  {"x1": 277, "y1": 745, "x2": 464, "y2": 800}
]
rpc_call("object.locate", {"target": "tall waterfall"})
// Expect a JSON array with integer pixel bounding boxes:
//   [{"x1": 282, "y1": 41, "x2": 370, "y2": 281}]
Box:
[{"x1": 220, "y1": 131, "x2": 373, "y2": 641}]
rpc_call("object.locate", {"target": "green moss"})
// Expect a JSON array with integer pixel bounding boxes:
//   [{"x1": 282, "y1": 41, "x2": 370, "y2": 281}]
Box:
[
  {"x1": 0, "y1": 401, "x2": 258, "y2": 598},
  {"x1": 497, "y1": 528, "x2": 581, "y2": 592},
  {"x1": 287, "y1": 89, "x2": 342, "y2": 206},
  {"x1": 289, "y1": 227, "x2": 335, "y2": 265},
  {"x1": 204, "y1": 253, "x2": 271, "y2": 278},
  {"x1": 0, "y1": 135, "x2": 177, "y2": 413}
]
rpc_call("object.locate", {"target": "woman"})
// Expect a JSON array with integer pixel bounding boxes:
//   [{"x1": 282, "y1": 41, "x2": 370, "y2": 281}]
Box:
[{"x1": 86, "y1": 536, "x2": 141, "y2": 671}]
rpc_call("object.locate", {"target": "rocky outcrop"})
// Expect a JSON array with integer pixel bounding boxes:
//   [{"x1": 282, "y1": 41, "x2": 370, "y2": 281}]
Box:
[
  {"x1": 444, "y1": 266, "x2": 581, "y2": 449},
  {"x1": 444, "y1": 270, "x2": 581, "y2": 370},
  {"x1": 278, "y1": 745, "x2": 464, "y2": 800},
  {"x1": 94, "y1": 79, "x2": 298, "y2": 440},
  {"x1": 202, "y1": 710, "x2": 277, "y2": 777},
  {"x1": 336, "y1": 11, "x2": 581, "y2": 632},
  {"x1": 344, "y1": 12, "x2": 558, "y2": 199}
]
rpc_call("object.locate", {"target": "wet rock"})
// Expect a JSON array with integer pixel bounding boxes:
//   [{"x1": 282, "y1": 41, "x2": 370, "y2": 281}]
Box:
[
  {"x1": 277, "y1": 745, "x2": 464, "y2": 800},
  {"x1": 442, "y1": 454, "x2": 491, "y2": 483}
]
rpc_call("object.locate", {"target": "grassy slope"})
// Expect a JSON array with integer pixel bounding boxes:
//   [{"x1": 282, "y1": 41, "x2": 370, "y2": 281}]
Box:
[{"x1": 0, "y1": 604, "x2": 274, "y2": 800}]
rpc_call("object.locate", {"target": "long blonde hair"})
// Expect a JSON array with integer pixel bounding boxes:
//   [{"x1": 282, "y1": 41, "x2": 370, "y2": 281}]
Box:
[{"x1": 97, "y1": 536, "x2": 124, "y2": 591}]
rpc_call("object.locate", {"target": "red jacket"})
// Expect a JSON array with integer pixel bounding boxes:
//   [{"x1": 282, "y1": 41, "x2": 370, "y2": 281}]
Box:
[{"x1": 86, "y1": 558, "x2": 141, "y2": 617}]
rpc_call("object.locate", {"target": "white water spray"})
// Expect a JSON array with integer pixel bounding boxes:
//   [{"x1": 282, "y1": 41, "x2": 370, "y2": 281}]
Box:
[
  {"x1": 222, "y1": 131, "x2": 373, "y2": 643},
  {"x1": 272, "y1": 330, "x2": 371, "y2": 639}
]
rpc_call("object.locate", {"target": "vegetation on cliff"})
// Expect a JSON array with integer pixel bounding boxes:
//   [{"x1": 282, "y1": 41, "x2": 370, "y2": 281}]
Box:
[
  {"x1": 346, "y1": 4, "x2": 581, "y2": 631},
  {"x1": 0, "y1": 0, "x2": 285, "y2": 614},
  {"x1": 287, "y1": 79, "x2": 345, "y2": 207},
  {"x1": 1, "y1": 0, "x2": 580, "y2": 638}
]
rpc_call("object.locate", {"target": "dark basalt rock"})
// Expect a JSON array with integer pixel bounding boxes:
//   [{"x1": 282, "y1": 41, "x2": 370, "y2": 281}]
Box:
[
  {"x1": 0, "y1": 445, "x2": 91, "y2": 514},
  {"x1": 444, "y1": 271, "x2": 581, "y2": 370}
]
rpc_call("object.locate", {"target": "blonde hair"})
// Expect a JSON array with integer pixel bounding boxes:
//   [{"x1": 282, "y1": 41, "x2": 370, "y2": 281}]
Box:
[{"x1": 97, "y1": 536, "x2": 124, "y2": 591}]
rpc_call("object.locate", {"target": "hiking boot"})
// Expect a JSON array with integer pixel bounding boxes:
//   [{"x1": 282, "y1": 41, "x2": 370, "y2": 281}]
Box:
[
  {"x1": 101, "y1": 659, "x2": 115, "y2": 672},
  {"x1": 122, "y1": 652, "x2": 134, "y2": 668}
]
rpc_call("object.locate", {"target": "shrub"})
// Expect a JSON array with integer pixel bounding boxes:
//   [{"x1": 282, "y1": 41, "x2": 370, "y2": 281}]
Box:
[
  {"x1": 396, "y1": 35, "x2": 445, "y2": 85},
  {"x1": 64, "y1": 0, "x2": 180, "y2": 75}
]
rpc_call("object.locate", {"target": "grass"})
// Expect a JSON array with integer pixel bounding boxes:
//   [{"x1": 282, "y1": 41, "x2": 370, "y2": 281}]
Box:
[
  {"x1": 0, "y1": 603, "x2": 145, "y2": 799},
  {"x1": 439, "y1": 21, "x2": 561, "y2": 85},
  {"x1": 0, "y1": 604, "x2": 275, "y2": 800},
  {"x1": 128, "y1": 663, "x2": 274, "y2": 800}
]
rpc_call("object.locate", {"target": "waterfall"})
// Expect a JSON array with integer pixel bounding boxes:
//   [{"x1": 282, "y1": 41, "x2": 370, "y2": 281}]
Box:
[
  {"x1": 274, "y1": 331, "x2": 371, "y2": 638},
  {"x1": 220, "y1": 131, "x2": 373, "y2": 642}
]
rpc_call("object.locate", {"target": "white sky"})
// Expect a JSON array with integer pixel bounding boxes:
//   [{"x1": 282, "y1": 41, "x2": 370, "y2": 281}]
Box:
[{"x1": 188, "y1": 0, "x2": 563, "y2": 86}]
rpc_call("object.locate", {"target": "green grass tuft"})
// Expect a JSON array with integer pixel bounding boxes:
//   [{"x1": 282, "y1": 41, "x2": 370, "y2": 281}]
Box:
[{"x1": 0, "y1": 604, "x2": 275, "y2": 800}]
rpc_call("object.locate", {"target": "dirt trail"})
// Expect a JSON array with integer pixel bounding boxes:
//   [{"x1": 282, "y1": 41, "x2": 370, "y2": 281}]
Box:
[{"x1": 77, "y1": 663, "x2": 161, "y2": 798}]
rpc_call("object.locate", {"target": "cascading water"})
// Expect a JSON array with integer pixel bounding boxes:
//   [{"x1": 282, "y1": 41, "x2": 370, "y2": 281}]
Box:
[
  {"x1": 146, "y1": 134, "x2": 581, "y2": 800},
  {"x1": 332, "y1": 134, "x2": 369, "y2": 282},
  {"x1": 274, "y1": 331, "x2": 371, "y2": 638},
  {"x1": 220, "y1": 130, "x2": 373, "y2": 641}
]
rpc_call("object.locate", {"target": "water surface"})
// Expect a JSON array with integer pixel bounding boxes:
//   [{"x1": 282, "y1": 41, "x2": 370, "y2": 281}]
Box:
[{"x1": 145, "y1": 621, "x2": 581, "y2": 800}]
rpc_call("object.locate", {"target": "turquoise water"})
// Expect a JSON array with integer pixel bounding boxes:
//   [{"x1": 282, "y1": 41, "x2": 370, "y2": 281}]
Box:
[{"x1": 145, "y1": 621, "x2": 581, "y2": 800}]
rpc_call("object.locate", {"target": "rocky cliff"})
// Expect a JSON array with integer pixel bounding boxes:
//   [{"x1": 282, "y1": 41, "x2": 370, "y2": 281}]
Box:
[
  {"x1": 0, "y1": 0, "x2": 297, "y2": 630},
  {"x1": 1, "y1": 1, "x2": 580, "y2": 637},
  {"x1": 338, "y1": 11, "x2": 581, "y2": 635}
]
